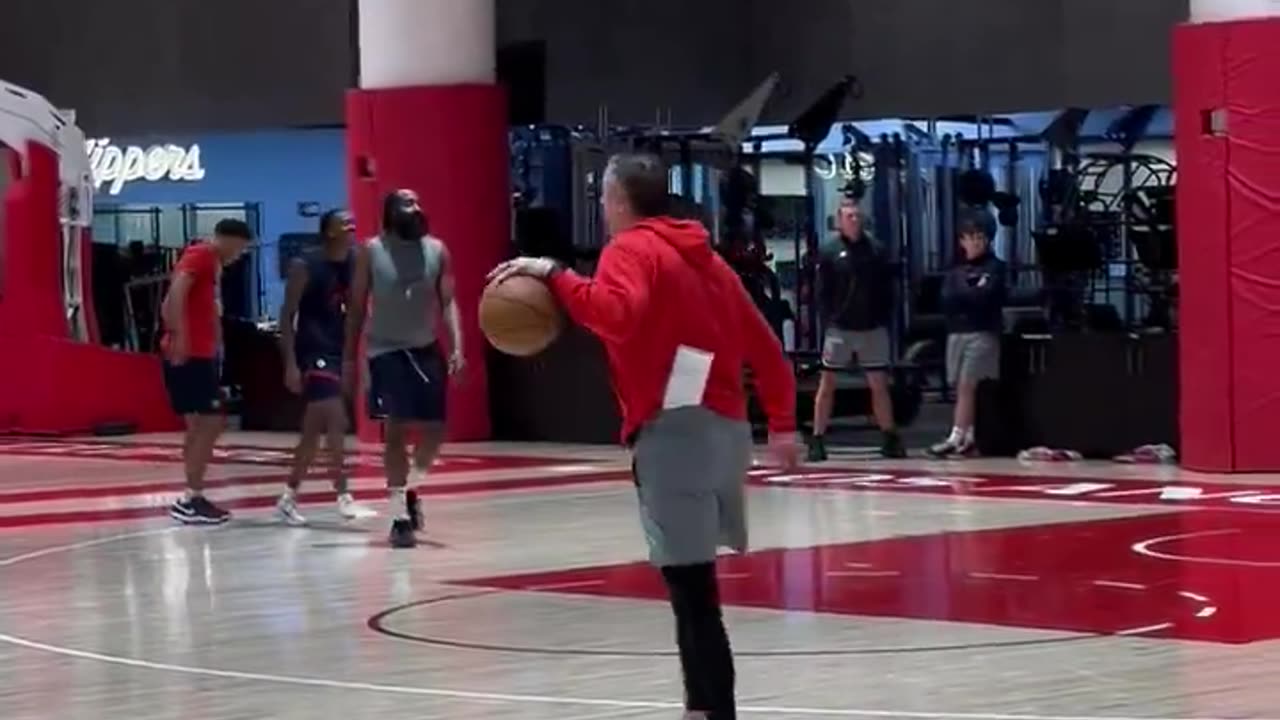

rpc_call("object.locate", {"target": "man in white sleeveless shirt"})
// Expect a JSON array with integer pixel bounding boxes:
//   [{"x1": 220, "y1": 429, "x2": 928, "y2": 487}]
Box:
[{"x1": 343, "y1": 189, "x2": 465, "y2": 548}]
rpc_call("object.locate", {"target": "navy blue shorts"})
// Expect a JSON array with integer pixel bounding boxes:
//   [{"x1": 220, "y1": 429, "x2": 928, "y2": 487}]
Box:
[
  {"x1": 298, "y1": 352, "x2": 343, "y2": 403},
  {"x1": 367, "y1": 345, "x2": 447, "y2": 423},
  {"x1": 164, "y1": 358, "x2": 223, "y2": 416}
]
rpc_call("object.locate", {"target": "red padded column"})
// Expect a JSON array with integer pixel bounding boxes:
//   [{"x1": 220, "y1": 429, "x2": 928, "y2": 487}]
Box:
[
  {"x1": 346, "y1": 85, "x2": 509, "y2": 442},
  {"x1": 1223, "y1": 19, "x2": 1280, "y2": 470},
  {"x1": 1173, "y1": 22, "x2": 1234, "y2": 472},
  {"x1": 0, "y1": 142, "x2": 64, "y2": 339}
]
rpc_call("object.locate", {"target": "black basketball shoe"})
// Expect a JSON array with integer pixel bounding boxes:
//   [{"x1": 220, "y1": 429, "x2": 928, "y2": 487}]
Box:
[
  {"x1": 389, "y1": 518, "x2": 417, "y2": 549},
  {"x1": 170, "y1": 495, "x2": 231, "y2": 525},
  {"x1": 806, "y1": 435, "x2": 829, "y2": 463},
  {"x1": 406, "y1": 488, "x2": 423, "y2": 532},
  {"x1": 879, "y1": 430, "x2": 907, "y2": 459}
]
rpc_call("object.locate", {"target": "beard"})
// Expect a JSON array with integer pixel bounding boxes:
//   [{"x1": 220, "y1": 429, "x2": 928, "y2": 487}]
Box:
[{"x1": 392, "y1": 211, "x2": 426, "y2": 239}]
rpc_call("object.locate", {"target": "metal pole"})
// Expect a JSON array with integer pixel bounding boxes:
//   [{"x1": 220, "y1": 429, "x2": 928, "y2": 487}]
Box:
[
  {"x1": 1005, "y1": 139, "x2": 1020, "y2": 282},
  {"x1": 1121, "y1": 152, "x2": 1134, "y2": 328},
  {"x1": 802, "y1": 142, "x2": 819, "y2": 358},
  {"x1": 680, "y1": 139, "x2": 694, "y2": 203}
]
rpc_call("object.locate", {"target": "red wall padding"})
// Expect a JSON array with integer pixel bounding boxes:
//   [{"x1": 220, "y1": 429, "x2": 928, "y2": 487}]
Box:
[
  {"x1": 0, "y1": 140, "x2": 178, "y2": 435},
  {"x1": 1222, "y1": 20, "x2": 1280, "y2": 471},
  {"x1": 0, "y1": 336, "x2": 175, "y2": 434},
  {"x1": 0, "y1": 143, "x2": 63, "y2": 337},
  {"x1": 1173, "y1": 22, "x2": 1234, "y2": 472},
  {"x1": 346, "y1": 85, "x2": 509, "y2": 442},
  {"x1": 1175, "y1": 18, "x2": 1280, "y2": 472}
]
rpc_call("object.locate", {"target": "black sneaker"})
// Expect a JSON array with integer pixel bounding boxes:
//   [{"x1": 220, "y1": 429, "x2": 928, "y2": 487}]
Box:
[
  {"x1": 389, "y1": 518, "x2": 417, "y2": 549},
  {"x1": 170, "y1": 495, "x2": 231, "y2": 525},
  {"x1": 880, "y1": 431, "x2": 907, "y2": 459},
  {"x1": 406, "y1": 489, "x2": 423, "y2": 532},
  {"x1": 806, "y1": 435, "x2": 829, "y2": 463}
]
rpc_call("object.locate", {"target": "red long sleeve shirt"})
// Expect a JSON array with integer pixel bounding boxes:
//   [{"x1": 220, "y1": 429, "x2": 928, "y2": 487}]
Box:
[{"x1": 548, "y1": 217, "x2": 796, "y2": 443}]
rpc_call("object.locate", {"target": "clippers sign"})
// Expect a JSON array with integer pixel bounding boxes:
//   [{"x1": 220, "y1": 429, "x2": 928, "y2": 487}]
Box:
[
  {"x1": 85, "y1": 138, "x2": 206, "y2": 196},
  {"x1": 751, "y1": 469, "x2": 1280, "y2": 512}
]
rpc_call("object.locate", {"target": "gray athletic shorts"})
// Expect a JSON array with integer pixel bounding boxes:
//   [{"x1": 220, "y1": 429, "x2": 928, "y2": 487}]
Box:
[
  {"x1": 946, "y1": 331, "x2": 1000, "y2": 385},
  {"x1": 822, "y1": 326, "x2": 891, "y2": 371},
  {"x1": 631, "y1": 406, "x2": 753, "y2": 567}
]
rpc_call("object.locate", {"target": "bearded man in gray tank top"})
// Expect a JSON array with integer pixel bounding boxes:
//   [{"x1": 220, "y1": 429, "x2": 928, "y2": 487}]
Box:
[{"x1": 343, "y1": 189, "x2": 465, "y2": 548}]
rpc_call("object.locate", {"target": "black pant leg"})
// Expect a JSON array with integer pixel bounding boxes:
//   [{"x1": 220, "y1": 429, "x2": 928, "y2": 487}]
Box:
[
  {"x1": 661, "y1": 563, "x2": 736, "y2": 719},
  {"x1": 663, "y1": 564, "x2": 712, "y2": 711}
]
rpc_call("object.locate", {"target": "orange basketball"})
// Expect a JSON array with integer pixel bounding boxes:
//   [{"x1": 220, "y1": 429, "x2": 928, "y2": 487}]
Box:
[{"x1": 479, "y1": 275, "x2": 564, "y2": 357}]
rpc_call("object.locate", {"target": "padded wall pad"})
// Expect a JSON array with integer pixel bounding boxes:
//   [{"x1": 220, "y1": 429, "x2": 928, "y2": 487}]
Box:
[
  {"x1": 1223, "y1": 19, "x2": 1280, "y2": 470},
  {"x1": 0, "y1": 335, "x2": 177, "y2": 434},
  {"x1": 346, "y1": 85, "x2": 509, "y2": 442},
  {"x1": 1173, "y1": 22, "x2": 1234, "y2": 471},
  {"x1": 0, "y1": 141, "x2": 179, "y2": 434},
  {"x1": 0, "y1": 142, "x2": 63, "y2": 338}
]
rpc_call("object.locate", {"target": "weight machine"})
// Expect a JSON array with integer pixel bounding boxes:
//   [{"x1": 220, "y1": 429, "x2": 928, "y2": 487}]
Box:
[
  {"x1": 740, "y1": 77, "x2": 934, "y2": 431},
  {"x1": 1032, "y1": 105, "x2": 1177, "y2": 332}
]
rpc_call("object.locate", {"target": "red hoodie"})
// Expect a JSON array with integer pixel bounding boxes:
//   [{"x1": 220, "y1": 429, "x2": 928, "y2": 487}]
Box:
[{"x1": 548, "y1": 217, "x2": 796, "y2": 443}]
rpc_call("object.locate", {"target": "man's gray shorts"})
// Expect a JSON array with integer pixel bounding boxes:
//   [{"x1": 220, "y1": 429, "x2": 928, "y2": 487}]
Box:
[
  {"x1": 632, "y1": 406, "x2": 753, "y2": 567},
  {"x1": 822, "y1": 326, "x2": 891, "y2": 371},
  {"x1": 946, "y1": 331, "x2": 1000, "y2": 385}
]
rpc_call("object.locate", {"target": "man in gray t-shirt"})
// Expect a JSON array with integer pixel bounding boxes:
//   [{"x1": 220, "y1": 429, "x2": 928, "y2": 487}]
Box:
[{"x1": 344, "y1": 189, "x2": 465, "y2": 548}]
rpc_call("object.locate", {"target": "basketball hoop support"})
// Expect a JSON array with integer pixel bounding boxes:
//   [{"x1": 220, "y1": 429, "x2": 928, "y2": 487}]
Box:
[{"x1": 0, "y1": 79, "x2": 94, "y2": 341}]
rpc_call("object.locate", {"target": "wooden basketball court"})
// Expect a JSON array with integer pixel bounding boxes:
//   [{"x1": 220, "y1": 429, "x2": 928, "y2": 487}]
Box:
[{"x1": 0, "y1": 433, "x2": 1275, "y2": 719}]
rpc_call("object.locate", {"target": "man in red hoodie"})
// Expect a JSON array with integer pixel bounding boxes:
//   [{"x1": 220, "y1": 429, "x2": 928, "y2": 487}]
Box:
[{"x1": 490, "y1": 153, "x2": 798, "y2": 720}]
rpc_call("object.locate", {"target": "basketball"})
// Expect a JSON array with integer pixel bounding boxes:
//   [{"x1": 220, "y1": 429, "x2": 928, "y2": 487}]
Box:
[{"x1": 479, "y1": 275, "x2": 563, "y2": 357}]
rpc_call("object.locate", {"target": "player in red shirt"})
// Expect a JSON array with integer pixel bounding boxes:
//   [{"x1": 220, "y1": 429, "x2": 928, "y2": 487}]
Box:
[
  {"x1": 490, "y1": 153, "x2": 799, "y2": 720},
  {"x1": 160, "y1": 219, "x2": 252, "y2": 525}
]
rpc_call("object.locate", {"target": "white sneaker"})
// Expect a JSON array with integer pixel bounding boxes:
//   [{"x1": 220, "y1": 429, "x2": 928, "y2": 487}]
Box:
[
  {"x1": 276, "y1": 492, "x2": 307, "y2": 526},
  {"x1": 337, "y1": 493, "x2": 378, "y2": 520}
]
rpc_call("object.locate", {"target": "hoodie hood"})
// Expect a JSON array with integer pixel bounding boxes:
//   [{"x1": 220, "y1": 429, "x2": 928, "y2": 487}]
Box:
[{"x1": 634, "y1": 217, "x2": 714, "y2": 266}]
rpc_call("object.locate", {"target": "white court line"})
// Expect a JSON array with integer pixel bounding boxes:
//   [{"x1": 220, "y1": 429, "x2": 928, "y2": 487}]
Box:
[
  {"x1": 1132, "y1": 529, "x2": 1280, "y2": 568},
  {"x1": 527, "y1": 580, "x2": 607, "y2": 592},
  {"x1": 826, "y1": 570, "x2": 900, "y2": 578},
  {"x1": 0, "y1": 527, "x2": 179, "y2": 567},
  {"x1": 1115, "y1": 623, "x2": 1174, "y2": 636},
  {"x1": 0, "y1": 531, "x2": 1274, "y2": 720},
  {"x1": 969, "y1": 572, "x2": 1038, "y2": 582},
  {"x1": 1094, "y1": 580, "x2": 1147, "y2": 591}
]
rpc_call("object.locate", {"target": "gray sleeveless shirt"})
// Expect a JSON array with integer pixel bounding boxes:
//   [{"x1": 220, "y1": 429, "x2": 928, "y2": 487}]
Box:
[{"x1": 366, "y1": 234, "x2": 444, "y2": 357}]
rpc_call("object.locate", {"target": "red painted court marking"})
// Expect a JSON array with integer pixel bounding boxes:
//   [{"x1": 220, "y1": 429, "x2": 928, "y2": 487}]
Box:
[
  {"x1": 749, "y1": 468, "x2": 1280, "y2": 513},
  {"x1": 457, "y1": 510, "x2": 1280, "y2": 644},
  {"x1": 0, "y1": 472, "x2": 299, "y2": 505},
  {"x1": 0, "y1": 438, "x2": 577, "y2": 472},
  {"x1": 7, "y1": 462, "x2": 1280, "y2": 513},
  {"x1": 0, "y1": 465, "x2": 618, "y2": 505},
  {"x1": 0, "y1": 470, "x2": 631, "y2": 528},
  {"x1": 9, "y1": 462, "x2": 1280, "y2": 529}
]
